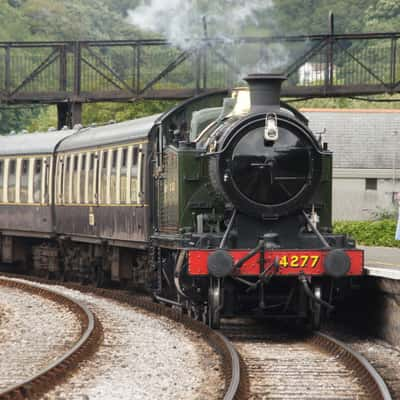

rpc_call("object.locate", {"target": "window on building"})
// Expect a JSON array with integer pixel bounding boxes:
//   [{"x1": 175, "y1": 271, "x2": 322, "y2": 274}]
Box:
[
  {"x1": 8, "y1": 159, "x2": 16, "y2": 203},
  {"x1": 33, "y1": 159, "x2": 42, "y2": 203},
  {"x1": 365, "y1": 178, "x2": 377, "y2": 191},
  {"x1": 131, "y1": 147, "x2": 138, "y2": 203},
  {"x1": 0, "y1": 160, "x2": 3, "y2": 201},
  {"x1": 110, "y1": 150, "x2": 118, "y2": 203},
  {"x1": 20, "y1": 159, "x2": 29, "y2": 203},
  {"x1": 120, "y1": 148, "x2": 128, "y2": 204}
]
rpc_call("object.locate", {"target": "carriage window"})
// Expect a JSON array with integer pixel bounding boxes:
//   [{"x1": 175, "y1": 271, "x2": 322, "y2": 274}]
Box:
[
  {"x1": 8, "y1": 159, "x2": 16, "y2": 203},
  {"x1": 64, "y1": 156, "x2": 71, "y2": 203},
  {"x1": 72, "y1": 155, "x2": 78, "y2": 203},
  {"x1": 0, "y1": 160, "x2": 3, "y2": 201},
  {"x1": 80, "y1": 154, "x2": 86, "y2": 203},
  {"x1": 20, "y1": 159, "x2": 29, "y2": 203},
  {"x1": 58, "y1": 157, "x2": 64, "y2": 203},
  {"x1": 88, "y1": 153, "x2": 95, "y2": 203},
  {"x1": 33, "y1": 159, "x2": 43, "y2": 203},
  {"x1": 131, "y1": 147, "x2": 138, "y2": 203},
  {"x1": 43, "y1": 157, "x2": 50, "y2": 204},
  {"x1": 110, "y1": 150, "x2": 118, "y2": 204},
  {"x1": 120, "y1": 148, "x2": 128, "y2": 204},
  {"x1": 100, "y1": 151, "x2": 108, "y2": 203}
]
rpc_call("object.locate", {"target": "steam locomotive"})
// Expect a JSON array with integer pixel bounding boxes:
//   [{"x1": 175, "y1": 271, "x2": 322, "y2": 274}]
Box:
[{"x1": 0, "y1": 74, "x2": 363, "y2": 328}]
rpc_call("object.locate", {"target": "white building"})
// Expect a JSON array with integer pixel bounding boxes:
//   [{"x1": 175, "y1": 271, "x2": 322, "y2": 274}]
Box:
[
  {"x1": 298, "y1": 62, "x2": 336, "y2": 85},
  {"x1": 302, "y1": 109, "x2": 400, "y2": 221}
]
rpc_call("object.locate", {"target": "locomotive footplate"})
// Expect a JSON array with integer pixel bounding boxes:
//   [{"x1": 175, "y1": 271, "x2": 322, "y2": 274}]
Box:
[{"x1": 188, "y1": 249, "x2": 364, "y2": 277}]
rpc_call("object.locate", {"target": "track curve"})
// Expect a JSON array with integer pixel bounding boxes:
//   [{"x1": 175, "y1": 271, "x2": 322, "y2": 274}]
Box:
[
  {"x1": 0, "y1": 277, "x2": 101, "y2": 400},
  {"x1": 222, "y1": 321, "x2": 392, "y2": 400},
  {"x1": 315, "y1": 332, "x2": 392, "y2": 400},
  {"x1": 0, "y1": 274, "x2": 246, "y2": 400}
]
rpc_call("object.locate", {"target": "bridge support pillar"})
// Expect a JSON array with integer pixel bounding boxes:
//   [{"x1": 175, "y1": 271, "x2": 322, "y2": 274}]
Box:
[{"x1": 57, "y1": 102, "x2": 82, "y2": 129}]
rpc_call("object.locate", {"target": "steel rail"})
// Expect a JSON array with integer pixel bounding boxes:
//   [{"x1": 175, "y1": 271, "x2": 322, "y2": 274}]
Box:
[
  {"x1": 0, "y1": 278, "x2": 101, "y2": 400},
  {"x1": 315, "y1": 331, "x2": 392, "y2": 400},
  {"x1": 213, "y1": 331, "x2": 242, "y2": 400}
]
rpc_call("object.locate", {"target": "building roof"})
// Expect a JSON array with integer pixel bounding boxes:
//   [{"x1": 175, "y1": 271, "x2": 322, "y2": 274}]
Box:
[{"x1": 302, "y1": 109, "x2": 400, "y2": 169}]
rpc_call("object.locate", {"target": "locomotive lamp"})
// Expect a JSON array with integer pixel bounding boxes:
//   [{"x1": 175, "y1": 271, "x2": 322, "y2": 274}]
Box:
[
  {"x1": 231, "y1": 88, "x2": 250, "y2": 116},
  {"x1": 265, "y1": 113, "x2": 279, "y2": 141}
]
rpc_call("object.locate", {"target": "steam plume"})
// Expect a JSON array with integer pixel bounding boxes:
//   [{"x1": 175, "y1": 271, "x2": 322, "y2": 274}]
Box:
[{"x1": 127, "y1": 0, "x2": 289, "y2": 77}]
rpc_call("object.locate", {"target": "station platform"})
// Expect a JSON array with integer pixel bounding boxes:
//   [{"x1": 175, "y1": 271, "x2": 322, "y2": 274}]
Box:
[{"x1": 361, "y1": 246, "x2": 400, "y2": 280}]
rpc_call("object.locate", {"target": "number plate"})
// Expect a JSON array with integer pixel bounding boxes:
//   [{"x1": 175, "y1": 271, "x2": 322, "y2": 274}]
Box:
[{"x1": 278, "y1": 254, "x2": 320, "y2": 269}]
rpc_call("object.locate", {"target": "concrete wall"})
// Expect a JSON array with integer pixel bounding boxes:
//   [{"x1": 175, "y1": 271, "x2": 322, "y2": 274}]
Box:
[
  {"x1": 332, "y1": 174, "x2": 399, "y2": 221},
  {"x1": 368, "y1": 278, "x2": 400, "y2": 347}
]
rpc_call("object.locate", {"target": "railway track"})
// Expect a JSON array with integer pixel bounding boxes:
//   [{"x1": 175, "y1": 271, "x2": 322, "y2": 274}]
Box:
[
  {"x1": 0, "y1": 277, "x2": 101, "y2": 400},
  {"x1": 1, "y1": 273, "x2": 393, "y2": 400},
  {"x1": 0, "y1": 274, "x2": 245, "y2": 400},
  {"x1": 222, "y1": 321, "x2": 392, "y2": 400}
]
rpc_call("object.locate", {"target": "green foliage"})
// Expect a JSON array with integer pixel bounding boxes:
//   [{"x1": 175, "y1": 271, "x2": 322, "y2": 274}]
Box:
[
  {"x1": 0, "y1": 106, "x2": 42, "y2": 134},
  {"x1": 26, "y1": 101, "x2": 177, "y2": 132},
  {"x1": 365, "y1": 0, "x2": 400, "y2": 32},
  {"x1": 333, "y1": 219, "x2": 400, "y2": 247},
  {"x1": 0, "y1": 0, "x2": 399, "y2": 132},
  {"x1": 82, "y1": 101, "x2": 177, "y2": 125}
]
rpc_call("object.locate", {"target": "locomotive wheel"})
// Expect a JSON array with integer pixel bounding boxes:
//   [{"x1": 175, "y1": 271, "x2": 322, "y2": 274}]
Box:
[
  {"x1": 311, "y1": 285, "x2": 322, "y2": 330},
  {"x1": 208, "y1": 277, "x2": 222, "y2": 329}
]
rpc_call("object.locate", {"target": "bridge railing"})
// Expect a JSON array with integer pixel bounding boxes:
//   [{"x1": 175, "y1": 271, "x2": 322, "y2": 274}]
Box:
[{"x1": 0, "y1": 32, "x2": 399, "y2": 104}]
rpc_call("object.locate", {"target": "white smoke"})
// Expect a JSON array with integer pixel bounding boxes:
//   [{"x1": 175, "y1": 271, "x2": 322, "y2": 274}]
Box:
[
  {"x1": 128, "y1": 0, "x2": 273, "y2": 49},
  {"x1": 127, "y1": 0, "x2": 290, "y2": 77}
]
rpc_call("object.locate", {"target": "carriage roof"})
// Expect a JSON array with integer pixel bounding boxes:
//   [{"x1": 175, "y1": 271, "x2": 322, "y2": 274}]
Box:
[
  {"x1": 0, "y1": 130, "x2": 76, "y2": 157},
  {"x1": 58, "y1": 114, "x2": 160, "y2": 152},
  {"x1": 0, "y1": 114, "x2": 160, "y2": 158}
]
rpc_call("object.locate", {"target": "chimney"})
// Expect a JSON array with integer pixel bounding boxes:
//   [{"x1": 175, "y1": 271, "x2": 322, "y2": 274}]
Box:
[{"x1": 244, "y1": 74, "x2": 287, "y2": 113}]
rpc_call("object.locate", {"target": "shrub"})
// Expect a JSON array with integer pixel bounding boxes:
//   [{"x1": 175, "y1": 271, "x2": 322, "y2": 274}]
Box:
[{"x1": 333, "y1": 219, "x2": 400, "y2": 248}]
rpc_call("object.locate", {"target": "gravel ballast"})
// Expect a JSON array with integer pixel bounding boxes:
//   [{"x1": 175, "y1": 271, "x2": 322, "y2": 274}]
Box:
[
  {"x1": 0, "y1": 282, "x2": 82, "y2": 391},
  {"x1": 4, "y1": 278, "x2": 224, "y2": 400}
]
